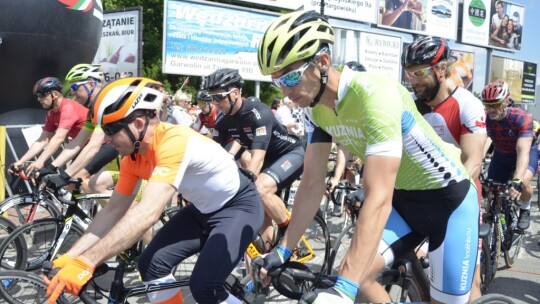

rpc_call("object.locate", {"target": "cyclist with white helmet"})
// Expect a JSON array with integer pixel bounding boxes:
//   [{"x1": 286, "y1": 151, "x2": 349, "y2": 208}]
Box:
[
  {"x1": 45, "y1": 77, "x2": 263, "y2": 304},
  {"x1": 9, "y1": 77, "x2": 88, "y2": 176},
  {"x1": 256, "y1": 11, "x2": 479, "y2": 304},
  {"x1": 481, "y1": 80, "x2": 535, "y2": 230}
]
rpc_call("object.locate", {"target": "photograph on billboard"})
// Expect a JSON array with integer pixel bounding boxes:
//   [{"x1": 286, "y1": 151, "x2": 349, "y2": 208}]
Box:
[
  {"x1": 305, "y1": 0, "x2": 378, "y2": 24},
  {"x1": 378, "y1": 0, "x2": 458, "y2": 40},
  {"x1": 93, "y1": 8, "x2": 142, "y2": 81},
  {"x1": 401, "y1": 45, "x2": 475, "y2": 93},
  {"x1": 163, "y1": 0, "x2": 276, "y2": 81},
  {"x1": 490, "y1": 56, "x2": 536, "y2": 103},
  {"x1": 461, "y1": 0, "x2": 524, "y2": 51}
]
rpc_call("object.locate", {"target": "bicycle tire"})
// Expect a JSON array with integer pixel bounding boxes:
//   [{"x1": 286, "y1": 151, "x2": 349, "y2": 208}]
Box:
[
  {"x1": 0, "y1": 217, "x2": 27, "y2": 271},
  {"x1": 0, "y1": 218, "x2": 85, "y2": 271},
  {"x1": 0, "y1": 193, "x2": 61, "y2": 227},
  {"x1": 471, "y1": 293, "x2": 516, "y2": 304},
  {"x1": 0, "y1": 270, "x2": 69, "y2": 304},
  {"x1": 503, "y1": 229, "x2": 523, "y2": 268},
  {"x1": 481, "y1": 219, "x2": 500, "y2": 293},
  {"x1": 326, "y1": 222, "x2": 355, "y2": 275},
  {"x1": 290, "y1": 209, "x2": 330, "y2": 274}
]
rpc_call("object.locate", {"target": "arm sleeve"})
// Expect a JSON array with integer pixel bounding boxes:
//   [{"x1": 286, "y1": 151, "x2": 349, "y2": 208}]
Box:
[
  {"x1": 115, "y1": 157, "x2": 141, "y2": 196},
  {"x1": 250, "y1": 108, "x2": 274, "y2": 151},
  {"x1": 460, "y1": 98, "x2": 487, "y2": 135},
  {"x1": 518, "y1": 113, "x2": 533, "y2": 138}
]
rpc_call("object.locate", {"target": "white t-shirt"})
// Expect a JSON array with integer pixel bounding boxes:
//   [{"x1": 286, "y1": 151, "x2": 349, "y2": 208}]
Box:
[{"x1": 274, "y1": 105, "x2": 294, "y2": 126}]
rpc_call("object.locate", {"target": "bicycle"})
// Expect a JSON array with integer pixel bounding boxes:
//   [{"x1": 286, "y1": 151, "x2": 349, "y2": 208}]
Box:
[{"x1": 325, "y1": 187, "x2": 430, "y2": 302}]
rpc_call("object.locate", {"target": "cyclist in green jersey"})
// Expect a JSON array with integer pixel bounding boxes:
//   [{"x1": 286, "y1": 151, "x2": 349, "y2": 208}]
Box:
[{"x1": 256, "y1": 11, "x2": 479, "y2": 304}]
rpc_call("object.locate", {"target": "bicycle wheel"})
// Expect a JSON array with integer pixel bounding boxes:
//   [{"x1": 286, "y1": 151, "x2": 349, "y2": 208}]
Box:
[
  {"x1": 471, "y1": 293, "x2": 516, "y2": 304},
  {"x1": 0, "y1": 193, "x2": 61, "y2": 227},
  {"x1": 326, "y1": 222, "x2": 355, "y2": 275},
  {"x1": 0, "y1": 218, "x2": 84, "y2": 271},
  {"x1": 290, "y1": 209, "x2": 330, "y2": 274},
  {"x1": 0, "y1": 270, "x2": 68, "y2": 304},
  {"x1": 503, "y1": 229, "x2": 523, "y2": 268}
]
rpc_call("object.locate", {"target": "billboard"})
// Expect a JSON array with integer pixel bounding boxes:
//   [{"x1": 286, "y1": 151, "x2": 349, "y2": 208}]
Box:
[
  {"x1": 305, "y1": 0, "x2": 378, "y2": 24},
  {"x1": 358, "y1": 32, "x2": 402, "y2": 81},
  {"x1": 233, "y1": 0, "x2": 301, "y2": 10},
  {"x1": 378, "y1": 0, "x2": 458, "y2": 40},
  {"x1": 490, "y1": 56, "x2": 536, "y2": 103},
  {"x1": 92, "y1": 7, "x2": 142, "y2": 81},
  {"x1": 461, "y1": 0, "x2": 524, "y2": 51},
  {"x1": 163, "y1": 0, "x2": 275, "y2": 81}
]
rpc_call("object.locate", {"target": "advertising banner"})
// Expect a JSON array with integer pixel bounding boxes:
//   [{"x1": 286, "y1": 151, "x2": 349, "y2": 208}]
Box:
[
  {"x1": 359, "y1": 32, "x2": 402, "y2": 80},
  {"x1": 490, "y1": 56, "x2": 536, "y2": 103},
  {"x1": 461, "y1": 0, "x2": 524, "y2": 51},
  {"x1": 233, "y1": 0, "x2": 302, "y2": 10},
  {"x1": 378, "y1": 0, "x2": 458, "y2": 40},
  {"x1": 401, "y1": 45, "x2": 475, "y2": 93},
  {"x1": 163, "y1": 0, "x2": 275, "y2": 81},
  {"x1": 305, "y1": 0, "x2": 378, "y2": 24},
  {"x1": 92, "y1": 8, "x2": 142, "y2": 82}
]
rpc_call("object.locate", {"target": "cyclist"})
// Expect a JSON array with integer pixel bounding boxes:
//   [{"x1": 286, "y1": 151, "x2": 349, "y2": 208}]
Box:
[
  {"x1": 205, "y1": 68, "x2": 304, "y2": 251},
  {"x1": 36, "y1": 64, "x2": 117, "y2": 199},
  {"x1": 256, "y1": 11, "x2": 479, "y2": 304},
  {"x1": 45, "y1": 77, "x2": 263, "y2": 304},
  {"x1": 481, "y1": 80, "x2": 535, "y2": 230},
  {"x1": 192, "y1": 89, "x2": 219, "y2": 137},
  {"x1": 9, "y1": 77, "x2": 88, "y2": 176},
  {"x1": 402, "y1": 36, "x2": 487, "y2": 302}
]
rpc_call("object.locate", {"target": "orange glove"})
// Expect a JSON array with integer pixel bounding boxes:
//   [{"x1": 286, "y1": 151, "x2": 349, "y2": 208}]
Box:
[
  {"x1": 43, "y1": 254, "x2": 74, "y2": 284},
  {"x1": 46, "y1": 256, "x2": 95, "y2": 304}
]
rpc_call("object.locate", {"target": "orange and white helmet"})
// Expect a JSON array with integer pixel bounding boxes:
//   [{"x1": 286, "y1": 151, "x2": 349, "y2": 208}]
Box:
[{"x1": 92, "y1": 77, "x2": 164, "y2": 126}]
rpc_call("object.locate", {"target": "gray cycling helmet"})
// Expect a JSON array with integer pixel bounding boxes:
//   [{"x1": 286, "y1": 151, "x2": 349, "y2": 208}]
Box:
[
  {"x1": 203, "y1": 69, "x2": 244, "y2": 91},
  {"x1": 196, "y1": 90, "x2": 212, "y2": 102}
]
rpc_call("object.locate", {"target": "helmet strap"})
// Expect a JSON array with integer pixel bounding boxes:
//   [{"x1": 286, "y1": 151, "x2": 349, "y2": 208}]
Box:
[
  {"x1": 310, "y1": 65, "x2": 328, "y2": 108},
  {"x1": 123, "y1": 116, "x2": 151, "y2": 161},
  {"x1": 226, "y1": 90, "x2": 239, "y2": 115},
  {"x1": 83, "y1": 82, "x2": 96, "y2": 108},
  {"x1": 48, "y1": 92, "x2": 59, "y2": 110}
]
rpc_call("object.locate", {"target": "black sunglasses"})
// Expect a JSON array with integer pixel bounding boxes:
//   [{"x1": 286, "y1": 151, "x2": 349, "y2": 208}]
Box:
[{"x1": 102, "y1": 121, "x2": 128, "y2": 136}]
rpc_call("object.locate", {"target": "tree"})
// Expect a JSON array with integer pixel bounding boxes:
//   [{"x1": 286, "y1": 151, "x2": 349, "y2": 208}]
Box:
[{"x1": 102, "y1": 0, "x2": 280, "y2": 105}]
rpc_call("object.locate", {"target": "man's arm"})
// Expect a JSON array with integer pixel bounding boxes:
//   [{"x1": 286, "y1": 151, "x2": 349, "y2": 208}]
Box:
[
  {"x1": 328, "y1": 144, "x2": 348, "y2": 193},
  {"x1": 64, "y1": 190, "x2": 135, "y2": 257},
  {"x1": 246, "y1": 149, "x2": 266, "y2": 176},
  {"x1": 80, "y1": 181, "x2": 177, "y2": 265},
  {"x1": 382, "y1": 0, "x2": 409, "y2": 26},
  {"x1": 16, "y1": 131, "x2": 52, "y2": 165},
  {"x1": 51, "y1": 128, "x2": 93, "y2": 169},
  {"x1": 513, "y1": 136, "x2": 533, "y2": 181},
  {"x1": 29, "y1": 128, "x2": 70, "y2": 171},
  {"x1": 63, "y1": 130, "x2": 105, "y2": 176},
  {"x1": 282, "y1": 142, "x2": 332, "y2": 250},
  {"x1": 460, "y1": 133, "x2": 487, "y2": 180},
  {"x1": 482, "y1": 137, "x2": 493, "y2": 157},
  {"x1": 340, "y1": 154, "x2": 399, "y2": 283}
]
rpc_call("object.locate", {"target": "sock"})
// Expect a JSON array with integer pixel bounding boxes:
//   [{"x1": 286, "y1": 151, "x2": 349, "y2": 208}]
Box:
[
  {"x1": 519, "y1": 200, "x2": 531, "y2": 210},
  {"x1": 278, "y1": 217, "x2": 290, "y2": 228}
]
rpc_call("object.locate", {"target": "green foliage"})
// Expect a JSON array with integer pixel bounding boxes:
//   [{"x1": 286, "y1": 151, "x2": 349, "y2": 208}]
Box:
[{"x1": 102, "y1": 0, "x2": 279, "y2": 105}]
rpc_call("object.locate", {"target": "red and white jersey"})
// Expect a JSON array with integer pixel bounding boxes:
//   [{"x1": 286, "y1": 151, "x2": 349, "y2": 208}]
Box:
[{"x1": 423, "y1": 87, "x2": 486, "y2": 148}]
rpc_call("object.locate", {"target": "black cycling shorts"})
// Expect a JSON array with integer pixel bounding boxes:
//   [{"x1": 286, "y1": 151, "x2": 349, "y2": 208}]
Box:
[{"x1": 261, "y1": 146, "x2": 304, "y2": 191}]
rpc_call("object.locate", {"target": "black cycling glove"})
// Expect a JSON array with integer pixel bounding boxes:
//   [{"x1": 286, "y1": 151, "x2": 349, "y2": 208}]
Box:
[
  {"x1": 43, "y1": 171, "x2": 71, "y2": 190},
  {"x1": 37, "y1": 163, "x2": 57, "y2": 179}
]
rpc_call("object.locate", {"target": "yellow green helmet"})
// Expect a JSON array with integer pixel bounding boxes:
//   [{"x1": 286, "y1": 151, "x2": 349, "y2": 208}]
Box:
[
  {"x1": 65, "y1": 64, "x2": 104, "y2": 83},
  {"x1": 258, "y1": 10, "x2": 334, "y2": 76}
]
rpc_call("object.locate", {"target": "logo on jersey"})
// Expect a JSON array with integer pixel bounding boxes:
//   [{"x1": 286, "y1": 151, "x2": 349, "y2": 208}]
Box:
[
  {"x1": 281, "y1": 160, "x2": 292, "y2": 172},
  {"x1": 255, "y1": 126, "x2": 267, "y2": 136},
  {"x1": 243, "y1": 127, "x2": 252, "y2": 133},
  {"x1": 251, "y1": 109, "x2": 261, "y2": 120},
  {"x1": 152, "y1": 167, "x2": 171, "y2": 177}
]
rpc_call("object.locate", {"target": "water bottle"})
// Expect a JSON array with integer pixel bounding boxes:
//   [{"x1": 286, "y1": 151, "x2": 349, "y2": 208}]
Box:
[
  {"x1": 499, "y1": 214, "x2": 507, "y2": 231},
  {"x1": 253, "y1": 234, "x2": 266, "y2": 254}
]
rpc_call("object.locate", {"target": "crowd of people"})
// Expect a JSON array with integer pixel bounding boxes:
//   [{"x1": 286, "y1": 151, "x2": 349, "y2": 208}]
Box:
[{"x1": 8, "y1": 9, "x2": 537, "y2": 304}]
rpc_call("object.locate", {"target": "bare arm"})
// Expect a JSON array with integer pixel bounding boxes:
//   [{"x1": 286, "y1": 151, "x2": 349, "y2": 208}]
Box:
[
  {"x1": 460, "y1": 133, "x2": 487, "y2": 180},
  {"x1": 246, "y1": 149, "x2": 266, "y2": 176},
  {"x1": 513, "y1": 137, "x2": 533, "y2": 180},
  {"x1": 64, "y1": 129, "x2": 105, "y2": 176},
  {"x1": 482, "y1": 137, "x2": 493, "y2": 157},
  {"x1": 31, "y1": 128, "x2": 70, "y2": 169},
  {"x1": 382, "y1": 0, "x2": 409, "y2": 26},
  {"x1": 51, "y1": 128, "x2": 93, "y2": 168},
  {"x1": 80, "y1": 182, "x2": 177, "y2": 265},
  {"x1": 328, "y1": 144, "x2": 347, "y2": 193},
  {"x1": 282, "y1": 142, "x2": 332, "y2": 250},
  {"x1": 65, "y1": 190, "x2": 135, "y2": 257},
  {"x1": 18, "y1": 131, "x2": 52, "y2": 164},
  {"x1": 340, "y1": 155, "x2": 399, "y2": 283}
]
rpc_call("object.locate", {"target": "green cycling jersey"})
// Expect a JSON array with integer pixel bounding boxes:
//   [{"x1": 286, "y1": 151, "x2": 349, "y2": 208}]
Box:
[{"x1": 305, "y1": 68, "x2": 469, "y2": 190}]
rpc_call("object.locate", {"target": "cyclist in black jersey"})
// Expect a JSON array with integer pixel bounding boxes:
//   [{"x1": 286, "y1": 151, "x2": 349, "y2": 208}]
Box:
[{"x1": 205, "y1": 68, "x2": 305, "y2": 250}]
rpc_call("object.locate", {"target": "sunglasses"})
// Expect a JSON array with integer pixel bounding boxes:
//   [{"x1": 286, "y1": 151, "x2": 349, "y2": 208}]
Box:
[
  {"x1": 272, "y1": 61, "x2": 312, "y2": 88},
  {"x1": 405, "y1": 66, "x2": 435, "y2": 79},
  {"x1": 70, "y1": 81, "x2": 90, "y2": 91},
  {"x1": 210, "y1": 88, "x2": 236, "y2": 103},
  {"x1": 102, "y1": 121, "x2": 128, "y2": 136},
  {"x1": 36, "y1": 92, "x2": 51, "y2": 99},
  {"x1": 482, "y1": 100, "x2": 505, "y2": 107}
]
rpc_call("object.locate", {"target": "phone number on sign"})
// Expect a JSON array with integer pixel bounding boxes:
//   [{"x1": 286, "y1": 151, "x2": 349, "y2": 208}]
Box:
[{"x1": 104, "y1": 71, "x2": 135, "y2": 82}]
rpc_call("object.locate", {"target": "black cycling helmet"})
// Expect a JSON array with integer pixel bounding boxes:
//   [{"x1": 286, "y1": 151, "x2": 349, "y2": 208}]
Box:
[
  {"x1": 345, "y1": 61, "x2": 367, "y2": 72},
  {"x1": 33, "y1": 77, "x2": 63, "y2": 95},
  {"x1": 401, "y1": 36, "x2": 451, "y2": 68},
  {"x1": 196, "y1": 90, "x2": 212, "y2": 103},
  {"x1": 203, "y1": 69, "x2": 244, "y2": 91}
]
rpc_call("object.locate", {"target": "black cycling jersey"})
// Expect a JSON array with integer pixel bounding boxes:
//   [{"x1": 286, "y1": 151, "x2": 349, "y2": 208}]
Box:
[{"x1": 214, "y1": 97, "x2": 302, "y2": 165}]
